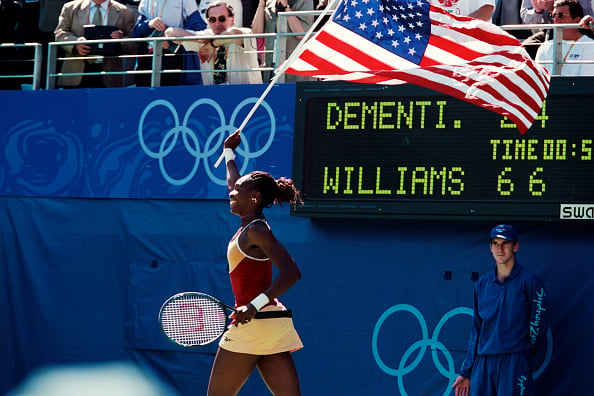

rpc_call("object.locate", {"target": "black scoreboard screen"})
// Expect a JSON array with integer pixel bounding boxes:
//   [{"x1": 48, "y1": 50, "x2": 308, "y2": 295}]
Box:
[{"x1": 291, "y1": 79, "x2": 594, "y2": 220}]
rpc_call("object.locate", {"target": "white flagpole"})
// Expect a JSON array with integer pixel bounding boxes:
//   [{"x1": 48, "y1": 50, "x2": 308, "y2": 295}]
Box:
[{"x1": 214, "y1": 0, "x2": 341, "y2": 168}]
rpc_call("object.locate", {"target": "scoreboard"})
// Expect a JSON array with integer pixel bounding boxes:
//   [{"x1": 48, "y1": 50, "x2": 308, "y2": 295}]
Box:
[{"x1": 291, "y1": 79, "x2": 594, "y2": 220}]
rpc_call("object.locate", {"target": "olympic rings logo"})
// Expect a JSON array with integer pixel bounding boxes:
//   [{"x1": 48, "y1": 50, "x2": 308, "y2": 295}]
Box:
[
  {"x1": 138, "y1": 98, "x2": 276, "y2": 186},
  {"x1": 371, "y1": 304, "x2": 553, "y2": 396}
]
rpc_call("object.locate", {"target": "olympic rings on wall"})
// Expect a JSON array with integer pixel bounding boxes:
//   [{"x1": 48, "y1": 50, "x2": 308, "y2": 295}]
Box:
[
  {"x1": 138, "y1": 98, "x2": 276, "y2": 186},
  {"x1": 371, "y1": 304, "x2": 553, "y2": 396}
]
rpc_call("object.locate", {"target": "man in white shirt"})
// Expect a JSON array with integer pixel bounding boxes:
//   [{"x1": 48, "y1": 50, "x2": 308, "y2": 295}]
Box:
[
  {"x1": 535, "y1": 0, "x2": 594, "y2": 75},
  {"x1": 520, "y1": 0, "x2": 594, "y2": 58},
  {"x1": 165, "y1": 1, "x2": 262, "y2": 85}
]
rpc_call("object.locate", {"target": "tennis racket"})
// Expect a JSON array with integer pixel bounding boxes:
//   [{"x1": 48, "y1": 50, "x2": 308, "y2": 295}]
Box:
[{"x1": 158, "y1": 292, "x2": 292, "y2": 347}]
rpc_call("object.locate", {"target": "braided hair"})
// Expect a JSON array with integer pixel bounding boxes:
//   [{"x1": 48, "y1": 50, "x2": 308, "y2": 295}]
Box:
[{"x1": 245, "y1": 171, "x2": 302, "y2": 209}]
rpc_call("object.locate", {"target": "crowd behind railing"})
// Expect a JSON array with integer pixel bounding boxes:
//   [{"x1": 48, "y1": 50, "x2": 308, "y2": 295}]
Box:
[{"x1": 1, "y1": 0, "x2": 594, "y2": 91}]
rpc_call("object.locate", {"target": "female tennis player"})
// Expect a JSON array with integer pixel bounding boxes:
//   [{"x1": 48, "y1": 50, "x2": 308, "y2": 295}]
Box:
[{"x1": 207, "y1": 129, "x2": 303, "y2": 395}]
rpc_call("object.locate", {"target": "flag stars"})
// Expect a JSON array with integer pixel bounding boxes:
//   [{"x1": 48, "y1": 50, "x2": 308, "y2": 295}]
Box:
[{"x1": 332, "y1": 0, "x2": 431, "y2": 65}]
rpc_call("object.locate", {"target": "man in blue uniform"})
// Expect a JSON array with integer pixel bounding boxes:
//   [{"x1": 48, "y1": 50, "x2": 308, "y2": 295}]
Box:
[{"x1": 452, "y1": 224, "x2": 549, "y2": 396}]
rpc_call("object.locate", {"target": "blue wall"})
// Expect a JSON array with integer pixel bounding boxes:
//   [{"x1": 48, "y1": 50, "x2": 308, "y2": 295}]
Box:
[{"x1": 1, "y1": 85, "x2": 593, "y2": 395}]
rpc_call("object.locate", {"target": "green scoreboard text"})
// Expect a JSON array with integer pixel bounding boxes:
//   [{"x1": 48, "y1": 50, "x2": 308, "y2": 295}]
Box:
[{"x1": 292, "y1": 80, "x2": 594, "y2": 220}]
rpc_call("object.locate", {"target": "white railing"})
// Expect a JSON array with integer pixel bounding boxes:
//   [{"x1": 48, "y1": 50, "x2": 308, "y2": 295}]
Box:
[
  {"x1": 0, "y1": 43, "x2": 43, "y2": 89},
  {"x1": 1, "y1": 16, "x2": 593, "y2": 90},
  {"x1": 46, "y1": 33, "x2": 277, "y2": 89}
]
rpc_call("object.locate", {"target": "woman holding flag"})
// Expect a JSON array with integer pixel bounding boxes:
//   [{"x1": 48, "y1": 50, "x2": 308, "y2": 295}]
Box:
[{"x1": 207, "y1": 129, "x2": 303, "y2": 395}]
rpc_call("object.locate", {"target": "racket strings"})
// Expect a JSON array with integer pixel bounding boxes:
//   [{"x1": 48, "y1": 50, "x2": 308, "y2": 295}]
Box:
[{"x1": 161, "y1": 295, "x2": 227, "y2": 346}]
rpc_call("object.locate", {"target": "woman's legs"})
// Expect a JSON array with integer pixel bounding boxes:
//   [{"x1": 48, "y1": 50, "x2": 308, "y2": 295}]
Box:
[
  {"x1": 207, "y1": 348, "x2": 260, "y2": 396},
  {"x1": 257, "y1": 352, "x2": 301, "y2": 396},
  {"x1": 208, "y1": 348, "x2": 301, "y2": 395}
]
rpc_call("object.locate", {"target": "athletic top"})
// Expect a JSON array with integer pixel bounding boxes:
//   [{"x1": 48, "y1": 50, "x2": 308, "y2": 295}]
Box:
[
  {"x1": 460, "y1": 262, "x2": 548, "y2": 378},
  {"x1": 227, "y1": 219, "x2": 274, "y2": 308}
]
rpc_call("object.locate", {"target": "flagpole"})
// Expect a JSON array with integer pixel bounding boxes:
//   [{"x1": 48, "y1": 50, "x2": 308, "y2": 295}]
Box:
[{"x1": 213, "y1": 0, "x2": 341, "y2": 168}]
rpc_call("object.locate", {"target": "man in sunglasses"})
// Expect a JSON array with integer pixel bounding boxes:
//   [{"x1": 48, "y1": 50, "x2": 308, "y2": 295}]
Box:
[
  {"x1": 165, "y1": 1, "x2": 262, "y2": 84},
  {"x1": 521, "y1": 0, "x2": 594, "y2": 58},
  {"x1": 534, "y1": 0, "x2": 594, "y2": 75}
]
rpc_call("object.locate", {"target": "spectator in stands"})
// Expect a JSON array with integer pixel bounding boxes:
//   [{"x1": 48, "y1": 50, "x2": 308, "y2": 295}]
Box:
[
  {"x1": 166, "y1": 1, "x2": 262, "y2": 84},
  {"x1": 199, "y1": 0, "x2": 243, "y2": 27},
  {"x1": 534, "y1": 0, "x2": 594, "y2": 75},
  {"x1": 521, "y1": 0, "x2": 594, "y2": 58},
  {"x1": 54, "y1": 0, "x2": 135, "y2": 88},
  {"x1": 132, "y1": 0, "x2": 205, "y2": 86},
  {"x1": 251, "y1": 0, "x2": 314, "y2": 82},
  {"x1": 429, "y1": 0, "x2": 495, "y2": 21}
]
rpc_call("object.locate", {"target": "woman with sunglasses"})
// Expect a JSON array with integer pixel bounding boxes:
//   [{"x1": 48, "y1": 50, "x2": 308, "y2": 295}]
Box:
[
  {"x1": 165, "y1": 1, "x2": 263, "y2": 84},
  {"x1": 207, "y1": 129, "x2": 303, "y2": 395}
]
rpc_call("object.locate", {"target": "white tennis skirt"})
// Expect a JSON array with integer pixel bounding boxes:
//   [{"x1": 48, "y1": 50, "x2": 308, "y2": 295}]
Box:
[{"x1": 219, "y1": 305, "x2": 303, "y2": 355}]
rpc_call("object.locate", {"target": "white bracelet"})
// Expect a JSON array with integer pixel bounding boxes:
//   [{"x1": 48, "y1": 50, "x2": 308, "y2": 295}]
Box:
[
  {"x1": 224, "y1": 148, "x2": 236, "y2": 163},
  {"x1": 250, "y1": 293, "x2": 270, "y2": 311}
]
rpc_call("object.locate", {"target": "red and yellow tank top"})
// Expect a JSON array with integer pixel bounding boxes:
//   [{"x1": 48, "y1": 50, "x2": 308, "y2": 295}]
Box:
[{"x1": 227, "y1": 219, "x2": 273, "y2": 308}]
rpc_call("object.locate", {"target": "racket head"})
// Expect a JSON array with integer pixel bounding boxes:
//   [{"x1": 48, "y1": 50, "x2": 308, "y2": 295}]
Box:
[{"x1": 159, "y1": 292, "x2": 229, "y2": 347}]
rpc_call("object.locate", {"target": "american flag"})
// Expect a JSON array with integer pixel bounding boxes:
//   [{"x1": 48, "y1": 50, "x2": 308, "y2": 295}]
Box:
[{"x1": 284, "y1": 0, "x2": 550, "y2": 134}]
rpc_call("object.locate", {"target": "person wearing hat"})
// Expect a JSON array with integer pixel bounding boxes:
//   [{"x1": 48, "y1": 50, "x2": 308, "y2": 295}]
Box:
[{"x1": 451, "y1": 224, "x2": 549, "y2": 396}]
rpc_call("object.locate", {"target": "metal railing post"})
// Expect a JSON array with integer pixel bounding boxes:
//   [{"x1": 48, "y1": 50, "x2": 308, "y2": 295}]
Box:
[
  {"x1": 552, "y1": 26, "x2": 563, "y2": 76},
  {"x1": 46, "y1": 43, "x2": 58, "y2": 90},
  {"x1": 275, "y1": 12, "x2": 289, "y2": 83},
  {"x1": 32, "y1": 44, "x2": 42, "y2": 90},
  {"x1": 151, "y1": 39, "x2": 163, "y2": 87}
]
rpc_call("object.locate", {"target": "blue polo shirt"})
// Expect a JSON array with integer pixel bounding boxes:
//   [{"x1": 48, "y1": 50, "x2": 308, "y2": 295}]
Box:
[{"x1": 460, "y1": 262, "x2": 548, "y2": 378}]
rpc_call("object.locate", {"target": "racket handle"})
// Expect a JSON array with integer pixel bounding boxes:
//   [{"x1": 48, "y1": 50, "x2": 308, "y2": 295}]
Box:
[{"x1": 214, "y1": 152, "x2": 225, "y2": 168}]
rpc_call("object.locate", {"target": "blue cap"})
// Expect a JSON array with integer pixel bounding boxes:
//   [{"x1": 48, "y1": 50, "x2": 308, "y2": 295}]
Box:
[{"x1": 489, "y1": 224, "x2": 518, "y2": 241}]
